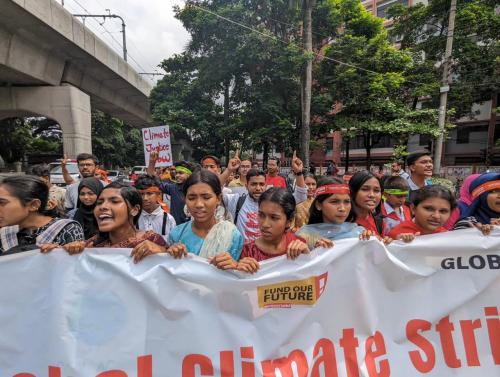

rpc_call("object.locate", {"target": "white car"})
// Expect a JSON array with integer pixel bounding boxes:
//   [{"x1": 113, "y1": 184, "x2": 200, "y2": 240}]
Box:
[
  {"x1": 49, "y1": 162, "x2": 80, "y2": 186},
  {"x1": 107, "y1": 170, "x2": 126, "y2": 182},
  {"x1": 128, "y1": 166, "x2": 147, "y2": 182}
]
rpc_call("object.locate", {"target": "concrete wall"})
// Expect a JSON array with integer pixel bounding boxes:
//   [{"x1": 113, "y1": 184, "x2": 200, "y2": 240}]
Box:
[
  {"x1": 0, "y1": 0, "x2": 153, "y2": 126},
  {"x1": 0, "y1": 85, "x2": 92, "y2": 157}
]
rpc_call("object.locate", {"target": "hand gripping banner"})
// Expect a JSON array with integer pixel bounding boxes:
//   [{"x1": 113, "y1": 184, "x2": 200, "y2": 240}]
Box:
[{"x1": 0, "y1": 228, "x2": 499, "y2": 376}]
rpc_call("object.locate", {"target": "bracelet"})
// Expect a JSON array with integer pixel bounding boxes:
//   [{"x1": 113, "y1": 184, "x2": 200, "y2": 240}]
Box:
[{"x1": 295, "y1": 171, "x2": 304, "y2": 176}]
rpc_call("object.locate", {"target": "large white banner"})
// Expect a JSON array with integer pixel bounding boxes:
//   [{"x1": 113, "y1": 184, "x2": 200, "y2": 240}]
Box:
[
  {"x1": 142, "y1": 125, "x2": 173, "y2": 167},
  {"x1": 0, "y1": 229, "x2": 499, "y2": 376}
]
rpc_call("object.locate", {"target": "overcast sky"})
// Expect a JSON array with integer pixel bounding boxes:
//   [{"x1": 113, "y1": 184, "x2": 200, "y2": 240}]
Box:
[{"x1": 63, "y1": 0, "x2": 191, "y2": 84}]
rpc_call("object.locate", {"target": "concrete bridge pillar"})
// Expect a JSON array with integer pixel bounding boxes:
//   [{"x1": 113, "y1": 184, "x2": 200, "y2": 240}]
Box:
[{"x1": 0, "y1": 85, "x2": 92, "y2": 158}]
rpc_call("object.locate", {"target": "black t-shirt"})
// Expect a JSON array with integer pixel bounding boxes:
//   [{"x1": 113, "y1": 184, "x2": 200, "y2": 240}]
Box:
[{"x1": 159, "y1": 181, "x2": 189, "y2": 224}]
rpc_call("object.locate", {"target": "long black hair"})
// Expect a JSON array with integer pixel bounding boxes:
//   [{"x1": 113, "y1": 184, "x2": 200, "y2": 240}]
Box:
[
  {"x1": 101, "y1": 182, "x2": 143, "y2": 225},
  {"x1": 309, "y1": 177, "x2": 354, "y2": 224},
  {"x1": 183, "y1": 169, "x2": 222, "y2": 197},
  {"x1": 95, "y1": 182, "x2": 143, "y2": 244},
  {"x1": 348, "y1": 171, "x2": 382, "y2": 218},
  {"x1": 412, "y1": 185, "x2": 456, "y2": 210},
  {"x1": 258, "y1": 187, "x2": 296, "y2": 221},
  {"x1": 182, "y1": 169, "x2": 227, "y2": 218},
  {"x1": 0, "y1": 175, "x2": 49, "y2": 215}
]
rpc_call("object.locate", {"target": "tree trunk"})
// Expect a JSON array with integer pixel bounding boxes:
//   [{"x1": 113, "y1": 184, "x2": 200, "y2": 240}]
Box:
[
  {"x1": 263, "y1": 142, "x2": 269, "y2": 171},
  {"x1": 300, "y1": 0, "x2": 315, "y2": 169},
  {"x1": 486, "y1": 92, "x2": 498, "y2": 167},
  {"x1": 365, "y1": 131, "x2": 372, "y2": 170},
  {"x1": 223, "y1": 79, "x2": 231, "y2": 163},
  {"x1": 344, "y1": 137, "x2": 350, "y2": 174}
]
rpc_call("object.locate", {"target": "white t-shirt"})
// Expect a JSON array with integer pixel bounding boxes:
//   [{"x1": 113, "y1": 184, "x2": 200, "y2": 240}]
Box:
[{"x1": 137, "y1": 206, "x2": 176, "y2": 243}]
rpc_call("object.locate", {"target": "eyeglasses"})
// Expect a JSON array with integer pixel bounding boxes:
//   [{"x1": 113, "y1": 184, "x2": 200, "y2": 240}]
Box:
[{"x1": 79, "y1": 163, "x2": 95, "y2": 168}]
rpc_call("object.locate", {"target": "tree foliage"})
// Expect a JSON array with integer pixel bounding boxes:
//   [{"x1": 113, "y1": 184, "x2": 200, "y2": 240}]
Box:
[
  {"x1": 389, "y1": 0, "x2": 500, "y2": 117},
  {"x1": 150, "y1": 0, "x2": 496, "y2": 167},
  {"x1": 151, "y1": 0, "x2": 307, "y2": 164},
  {"x1": 91, "y1": 110, "x2": 144, "y2": 168},
  {"x1": 0, "y1": 117, "x2": 63, "y2": 164},
  {"x1": 315, "y1": 0, "x2": 446, "y2": 168}
]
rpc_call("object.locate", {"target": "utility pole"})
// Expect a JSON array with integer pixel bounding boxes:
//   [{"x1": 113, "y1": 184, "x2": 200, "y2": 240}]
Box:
[
  {"x1": 73, "y1": 12, "x2": 127, "y2": 62},
  {"x1": 433, "y1": 0, "x2": 457, "y2": 175},
  {"x1": 300, "y1": 0, "x2": 316, "y2": 170}
]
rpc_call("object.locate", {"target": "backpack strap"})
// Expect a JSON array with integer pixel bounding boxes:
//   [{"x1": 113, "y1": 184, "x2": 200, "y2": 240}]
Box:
[
  {"x1": 374, "y1": 214, "x2": 385, "y2": 236},
  {"x1": 162, "y1": 212, "x2": 168, "y2": 236},
  {"x1": 234, "y1": 194, "x2": 247, "y2": 225}
]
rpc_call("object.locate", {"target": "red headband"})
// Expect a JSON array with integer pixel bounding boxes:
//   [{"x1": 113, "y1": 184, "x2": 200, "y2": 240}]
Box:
[
  {"x1": 137, "y1": 187, "x2": 162, "y2": 194},
  {"x1": 315, "y1": 184, "x2": 350, "y2": 196},
  {"x1": 471, "y1": 180, "x2": 500, "y2": 200}
]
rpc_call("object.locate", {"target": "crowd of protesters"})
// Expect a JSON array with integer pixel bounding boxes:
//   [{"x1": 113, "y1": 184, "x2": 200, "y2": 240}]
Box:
[{"x1": 0, "y1": 150, "x2": 498, "y2": 272}]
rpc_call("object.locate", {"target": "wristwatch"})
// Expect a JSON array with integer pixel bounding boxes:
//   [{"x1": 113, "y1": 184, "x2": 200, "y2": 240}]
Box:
[{"x1": 295, "y1": 171, "x2": 304, "y2": 176}]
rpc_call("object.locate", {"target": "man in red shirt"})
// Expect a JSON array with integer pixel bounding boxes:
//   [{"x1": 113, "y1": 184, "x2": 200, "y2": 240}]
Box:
[{"x1": 266, "y1": 157, "x2": 287, "y2": 188}]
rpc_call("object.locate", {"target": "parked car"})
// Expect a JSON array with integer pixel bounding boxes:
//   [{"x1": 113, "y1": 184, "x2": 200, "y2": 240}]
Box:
[
  {"x1": 129, "y1": 166, "x2": 147, "y2": 183},
  {"x1": 49, "y1": 161, "x2": 79, "y2": 186},
  {"x1": 107, "y1": 170, "x2": 126, "y2": 182}
]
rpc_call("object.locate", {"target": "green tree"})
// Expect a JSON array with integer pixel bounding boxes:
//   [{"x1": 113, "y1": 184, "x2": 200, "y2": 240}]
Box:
[
  {"x1": 0, "y1": 118, "x2": 33, "y2": 163},
  {"x1": 317, "y1": 0, "x2": 445, "y2": 168},
  {"x1": 152, "y1": 1, "x2": 306, "y2": 165},
  {"x1": 151, "y1": 53, "x2": 226, "y2": 161},
  {"x1": 91, "y1": 110, "x2": 144, "y2": 168},
  {"x1": 389, "y1": 0, "x2": 499, "y2": 117}
]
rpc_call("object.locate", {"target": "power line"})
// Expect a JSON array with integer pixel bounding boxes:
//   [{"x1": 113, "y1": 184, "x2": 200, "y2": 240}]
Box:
[
  {"x1": 88, "y1": 0, "x2": 161, "y2": 74},
  {"x1": 70, "y1": 1, "x2": 123, "y2": 53},
  {"x1": 68, "y1": 0, "x2": 154, "y2": 82},
  {"x1": 188, "y1": 3, "x2": 428, "y2": 86}
]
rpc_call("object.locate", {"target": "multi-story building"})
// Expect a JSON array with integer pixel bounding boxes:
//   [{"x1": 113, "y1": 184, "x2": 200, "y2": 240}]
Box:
[{"x1": 312, "y1": 0, "x2": 499, "y2": 176}]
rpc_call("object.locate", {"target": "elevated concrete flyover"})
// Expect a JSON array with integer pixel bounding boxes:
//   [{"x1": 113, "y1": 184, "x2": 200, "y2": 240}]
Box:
[{"x1": 0, "y1": 0, "x2": 154, "y2": 157}]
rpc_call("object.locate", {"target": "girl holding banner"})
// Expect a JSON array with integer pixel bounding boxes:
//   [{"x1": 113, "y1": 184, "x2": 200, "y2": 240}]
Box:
[
  {"x1": 454, "y1": 172, "x2": 500, "y2": 231},
  {"x1": 296, "y1": 178, "x2": 366, "y2": 249},
  {"x1": 388, "y1": 185, "x2": 456, "y2": 242},
  {"x1": 137, "y1": 170, "x2": 244, "y2": 269},
  {"x1": 43, "y1": 182, "x2": 167, "y2": 257},
  {"x1": 0, "y1": 176, "x2": 84, "y2": 255},
  {"x1": 237, "y1": 188, "x2": 328, "y2": 274}
]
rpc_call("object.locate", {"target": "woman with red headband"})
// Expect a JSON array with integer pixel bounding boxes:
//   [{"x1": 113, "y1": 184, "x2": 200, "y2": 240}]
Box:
[
  {"x1": 454, "y1": 172, "x2": 500, "y2": 232},
  {"x1": 296, "y1": 177, "x2": 366, "y2": 249}
]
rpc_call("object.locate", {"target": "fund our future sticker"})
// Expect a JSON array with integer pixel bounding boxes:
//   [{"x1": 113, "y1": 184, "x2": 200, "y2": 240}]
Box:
[{"x1": 257, "y1": 272, "x2": 328, "y2": 308}]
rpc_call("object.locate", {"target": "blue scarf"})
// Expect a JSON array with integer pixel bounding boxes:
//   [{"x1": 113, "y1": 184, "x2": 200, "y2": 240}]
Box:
[
  {"x1": 459, "y1": 173, "x2": 500, "y2": 224},
  {"x1": 297, "y1": 222, "x2": 365, "y2": 249}
]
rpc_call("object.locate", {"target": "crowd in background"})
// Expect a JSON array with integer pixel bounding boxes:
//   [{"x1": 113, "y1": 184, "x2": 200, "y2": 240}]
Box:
[{"x1": 0, "y1": 150, "x2": 498, "y2": 274}]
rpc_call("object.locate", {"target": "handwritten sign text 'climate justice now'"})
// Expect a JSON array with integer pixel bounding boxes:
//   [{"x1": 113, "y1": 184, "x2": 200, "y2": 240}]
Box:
[{"x1": 142, "y1": 125, "x2": 172, "y2": 167}]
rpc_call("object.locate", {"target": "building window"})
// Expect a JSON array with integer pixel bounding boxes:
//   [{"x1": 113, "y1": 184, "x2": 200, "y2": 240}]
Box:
[
  {"x1": 456, "y1": 125, "x2": 489, "y2": 144},
  {"x1": 456, "y1": 127, "x2": 470, "y2": 144},
  {"x1": 349, "y1": 135, "x2": 365, "y2": 149},
  {"x1": 373, "y1": 134, "x2": 395, "y2": 148},
  {"x1": 348, "y1": 133, "x2": 396, "y2": 149},
  {"x1": 376, "y1": 0, "x2": 409, "y2": 19},
  {"x1": 419, "y1": 134, "x2": 431, "y2": 147},
  {"x1": 326, "y1": 137, "x2": 334, "y2": 154}
]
